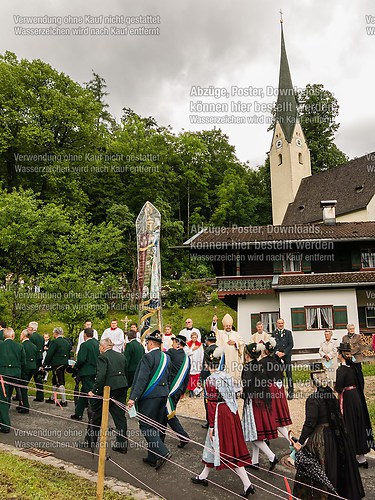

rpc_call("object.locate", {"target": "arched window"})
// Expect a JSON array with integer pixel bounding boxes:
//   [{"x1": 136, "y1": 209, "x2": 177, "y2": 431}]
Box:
[
  {"x1": 298, "y1": 152, "x2": 303, "y2": 164},
  {"x1": 278, "y1": 153, "x2": 282, "y2": 165}
]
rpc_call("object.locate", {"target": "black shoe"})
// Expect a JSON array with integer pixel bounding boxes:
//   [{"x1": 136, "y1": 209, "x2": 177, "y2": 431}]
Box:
[
  {"x1": 45, "y1": 398, "x2": 55, "y2": 404},
  {"x1": 70, "y1": 414, "x2": 82, "y2": 421},
  {"x1": 241, "y1": 484, "x2": 255, "y2": 497},
  {"x1": 16, "y1": 407, "x2": 29, "y2": 414},
  {"x1": 58, "y1": 401, "x2": 68, "y2": 407},
  {"x1": 112, "y1": 445, "x2": 127, "y2": 454},
  {"x1": 143, "y1": 457, "x2": 156, "y2": 467},
  {"x1": 201, "y1": 423, "x2": 209, "y2": 429},
  {"x1": 191, "y1": 476, "x2": 208, "y2": 487},
  {"x1": 155, "y1": 452, "x2": 172, "y2": 470},
  {"x1": 177, "y1": 440, "x2": 189, "y2": 449},
  {"x1": 357, "y1": 461, "x2": 368, "y2": 469},
  {"x1": 246, "y1": 463, "x2": 259, "y2": 471},
  {"x1": 269, "y1": 456, "x2": 279, "y2": 471}
]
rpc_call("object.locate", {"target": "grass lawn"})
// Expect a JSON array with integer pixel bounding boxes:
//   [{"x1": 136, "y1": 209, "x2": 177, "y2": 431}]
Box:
[{"x1": 0, "y1": 451, "x2": 132, "y2": 500}]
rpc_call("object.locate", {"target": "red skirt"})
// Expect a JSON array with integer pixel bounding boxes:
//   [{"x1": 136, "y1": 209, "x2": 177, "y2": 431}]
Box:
[
  {"x1": 269, "y1": 383, "x2": 292, "y2": 427},
  {"x1": 204, "y1": 403, "x2": 251, "y2": 470},
  {"x1": 252, "y1": 401, "x2": 278, "y2": 440},
  {"x1": 187, "y1": 373, "x2": 200, "y2": 391}
]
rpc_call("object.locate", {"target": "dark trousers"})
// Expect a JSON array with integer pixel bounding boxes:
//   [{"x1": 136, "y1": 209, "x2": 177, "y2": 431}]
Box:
[
  {"x1": 75, "y1": 375, "x2": 95, "y2": 417},
  {"x1": 354, "y1": 362, "x2": 365, "y2": 391},
  {"x1": 283, "y1": 359, "x2": 294, "y2": 395},
  {"x1": 52, "y1": 365, "x2": 66, "y2": 387},
  {"x1": 86, "y1": 387, "x2": 128, "y2": 448},
  {"x1": 0, "y1": 376, "x2": 13, "y2": 430},
  {"x1": 33, "y1": 360, "x2": 44, "y2": 401},
  {"x1": 137, "y1": 396, "x2": 169, "y2": 462},
  {"x1": 20, "y1": 370, "x2": 34, "y2": 409},
  {"x1": 161, "y1": 393, "x2": 189, "y2": 443}
]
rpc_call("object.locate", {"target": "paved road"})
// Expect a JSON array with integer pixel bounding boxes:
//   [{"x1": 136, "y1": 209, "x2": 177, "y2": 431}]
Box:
[{"x1": 1, "y1": 401, "x2": 374, "y2": 499}]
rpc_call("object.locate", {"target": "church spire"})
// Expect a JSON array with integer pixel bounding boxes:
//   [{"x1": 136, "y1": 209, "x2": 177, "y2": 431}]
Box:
[{"x1": 276, "y1": 21, "x2": 298, "y2": 143}]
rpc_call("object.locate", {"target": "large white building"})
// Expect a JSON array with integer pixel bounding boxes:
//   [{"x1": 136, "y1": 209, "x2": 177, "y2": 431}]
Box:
[{"x1": 184, "y1": 24, "x2": 375, "y2": 360}]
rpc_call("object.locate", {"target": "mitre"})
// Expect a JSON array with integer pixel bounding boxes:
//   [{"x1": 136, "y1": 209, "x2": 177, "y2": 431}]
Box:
[{"x1": 222, "y1": 313, "x2": 233, "y2": 327}]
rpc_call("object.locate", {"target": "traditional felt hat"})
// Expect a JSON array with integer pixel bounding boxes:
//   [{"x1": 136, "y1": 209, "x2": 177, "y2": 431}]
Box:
[
  {"x1": 337, "y1": 342, "x2": 351, "y2": 352},
  {"x1": 245, "y1": 342, "x2": 261, "y2": 360},
  {"x1": 206, "y1": 331, "x2": 217, "y2": 342},
  {"x1": 204, "y1": 345, "x2": 224, "y2": 366},
  {"x1": 171, "y1": 334, "x2": 187, "y2": 346},
  {"x1": 264, "y1": 337, "x2": 277, "y2": 352},
  {"x1": 309, "y1": 362, "x2": 326, "y2": 373},
  {"x1": 146, "y1": 330, "x2": 163, "y2": 343}
]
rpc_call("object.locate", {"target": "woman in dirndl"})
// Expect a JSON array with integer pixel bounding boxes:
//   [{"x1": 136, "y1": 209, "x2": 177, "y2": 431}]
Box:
[
  {"x1": 260, "y1": 338, "x2": 292, "y2": 443},
  {"x1": 242, "y1": 342, "x2": 278, "y2": 470},
  {"x1": 336, "y1": 342, "x2": 374, "y2": 468},
  {"x1": 293, "y1": 363, "x2": 365, "y2": 500},
  {"x1": 191, "y1": 346, "x2": 255, "y2": 497}
]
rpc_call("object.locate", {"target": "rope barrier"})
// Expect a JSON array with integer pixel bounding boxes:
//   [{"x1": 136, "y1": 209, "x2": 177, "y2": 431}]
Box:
[{"x1": 0, "y1": 376, "x2": 356, "y2": 499}]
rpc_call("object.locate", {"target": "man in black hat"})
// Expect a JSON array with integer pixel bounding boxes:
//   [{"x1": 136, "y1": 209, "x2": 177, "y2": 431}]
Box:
[
  {"x1": 200, "y1": 332, "x2": 217, "y2": 429},
  {"x1": 162, "y1": 334, "x2": 191, "y2": 448},
  {"x1": 127, "y1": 331, "x2": 172, "y2": 470}
]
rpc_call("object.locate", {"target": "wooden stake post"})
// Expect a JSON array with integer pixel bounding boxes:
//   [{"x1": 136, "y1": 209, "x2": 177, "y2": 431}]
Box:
[{"x1": 97, "y1": 385, "x2": 110, "y2": 500}]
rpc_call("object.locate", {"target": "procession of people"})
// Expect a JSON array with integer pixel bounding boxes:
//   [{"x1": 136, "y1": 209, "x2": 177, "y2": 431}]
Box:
[{"x1": 0, "y1": 315, "x2": 373, "y2": 499}]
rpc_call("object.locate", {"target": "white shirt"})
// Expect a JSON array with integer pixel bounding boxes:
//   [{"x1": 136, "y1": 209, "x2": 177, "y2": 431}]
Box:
[
  {"x1": 76, "y1": 329, "x2": 98, "y2": 355},
  {"x1": 101, "y1": 327, "x2": 125, "y2": 353},
  {"x1": 179, "y1": 327, "x2": 201, "y2": 342}
]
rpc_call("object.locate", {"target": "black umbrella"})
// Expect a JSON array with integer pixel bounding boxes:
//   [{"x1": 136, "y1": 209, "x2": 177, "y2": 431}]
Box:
[{"x1": 295, "y1": 447, "x2": 338, "y2": 495}]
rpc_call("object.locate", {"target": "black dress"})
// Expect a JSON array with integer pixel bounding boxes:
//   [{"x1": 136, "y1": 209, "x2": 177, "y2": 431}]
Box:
[
  {"x1": 293, "y1": 388, "x2": 365, "y2": 500},
  {"x1": 335, "y1": 364, "x2": 374, "y2": 455}
]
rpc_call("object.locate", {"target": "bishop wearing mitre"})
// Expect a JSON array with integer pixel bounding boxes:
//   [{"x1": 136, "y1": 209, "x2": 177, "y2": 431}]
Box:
[{"x1": 211, "y1": 313, "x2": 245, "y2": 390}]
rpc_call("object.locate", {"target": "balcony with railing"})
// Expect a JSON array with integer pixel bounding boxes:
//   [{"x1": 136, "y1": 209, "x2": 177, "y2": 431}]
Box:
[{"x1": 217, "y1": 275, "x2": 274, "y2": 297}]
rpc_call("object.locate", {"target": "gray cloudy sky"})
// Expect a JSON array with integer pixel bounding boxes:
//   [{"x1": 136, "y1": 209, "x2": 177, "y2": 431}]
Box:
[{"x1": 1, "y1": 0, "x2": 374, "y2": 166}]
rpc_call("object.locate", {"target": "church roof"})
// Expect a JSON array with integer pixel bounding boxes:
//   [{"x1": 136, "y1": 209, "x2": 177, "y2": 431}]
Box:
[
  {"x1": 282, "y1": 152, "x2": 375, "y2": 224},
  {"x1": 275, "y1": 24, "x2": 298, "y2": 143}
]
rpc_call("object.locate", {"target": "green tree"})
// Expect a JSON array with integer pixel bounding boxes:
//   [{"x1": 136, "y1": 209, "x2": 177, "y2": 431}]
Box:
[{"x1": 296, "y1": 84, "x2": 348, "y2": 172}]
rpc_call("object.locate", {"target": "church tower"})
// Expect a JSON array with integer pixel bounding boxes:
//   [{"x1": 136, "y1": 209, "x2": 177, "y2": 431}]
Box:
[{"x1": 270, "y1": 20, "x2": 311, "y2": 226}]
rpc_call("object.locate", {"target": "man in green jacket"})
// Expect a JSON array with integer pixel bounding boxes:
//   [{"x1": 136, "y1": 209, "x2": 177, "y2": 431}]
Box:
[
  {"x1": 71, "y1": 328, "x2": 99, "y2": 421},
  {"x1": 79, "y1": 338, "x2": 128, "y2": 453},
  {"x1": 43, "y1": 327, "x2": 71, "y2": 407},
  {"x1": 18, "y1": 329, "x2": 38, "y2": 413},
  {"x1": 124, "y1": 330, "x2": 144, "y2": 387},
  {"x1": 0, "y1": 328, "x2": 26, "y2": 432},
  {"x1": 28, "y1": 321, "x2": 45, "y2": 402}
]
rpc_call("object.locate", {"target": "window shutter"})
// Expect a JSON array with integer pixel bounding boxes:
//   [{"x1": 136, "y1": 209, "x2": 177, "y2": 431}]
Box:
[
  {"x1": 273, "y1": 258, "x2": 283, "y2": 274},
  {"x1": 351, "y1": 251, "x2": 361, "y2": 270},
  {"x1": 333, "y1": 306, "x2": 348, "y2": 329},
  {"x1": 302, "y1": 256, "x2": 311, "y2": 273},
  {"x1": 291, "y1": 307, "x2": 306, "y2": 331},
  {"x1": 358, "y1": 306, "x2": 366, "y2": 329},
  {"x1": 250, "y1": 313, "x2": 261, "y2": 334}
]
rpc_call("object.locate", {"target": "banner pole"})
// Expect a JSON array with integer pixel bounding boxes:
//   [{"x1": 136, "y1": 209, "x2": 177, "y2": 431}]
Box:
[{"x1": 97, "y1": 385, "x2": 110, "y2": 500}]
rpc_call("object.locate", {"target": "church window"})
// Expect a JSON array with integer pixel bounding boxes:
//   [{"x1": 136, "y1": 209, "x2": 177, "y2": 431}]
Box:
[
  {"x1": 298, "y1": 152, "x2": 303, "y2": 164},
  {"x1": 278, "y1": 153, "x2": 282, "y2": 165}
]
